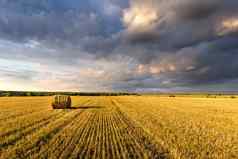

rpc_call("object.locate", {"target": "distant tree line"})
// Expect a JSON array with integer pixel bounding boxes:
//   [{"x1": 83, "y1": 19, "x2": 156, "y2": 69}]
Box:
[{"x1": 0, "y1": 91, "x2": 139, "y2": 97}]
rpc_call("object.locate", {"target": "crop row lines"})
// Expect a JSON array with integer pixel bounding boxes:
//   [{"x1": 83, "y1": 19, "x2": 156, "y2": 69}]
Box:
[{"x1": 0, "y1": 109, "x2": 83, "y2": 159}]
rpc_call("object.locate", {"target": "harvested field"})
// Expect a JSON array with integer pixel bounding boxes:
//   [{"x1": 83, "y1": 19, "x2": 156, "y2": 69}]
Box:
[
  {"x1": 1, "y1": 96, "x2": 238, "y2": 158},
  {"x1": 0, "y1": 96, "x2": 167, "y2": 159},
  {"x1": 115, "y1": 96, "x2": 238, "y2": 159}
]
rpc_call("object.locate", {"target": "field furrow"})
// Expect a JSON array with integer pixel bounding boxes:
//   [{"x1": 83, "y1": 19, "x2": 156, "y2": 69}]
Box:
[
  {"x1": 0, "y1": 111, "x2": 65, "y2": 149},
  {"x1": 33, "y1": 111, "x2": 89, "y2": 159},
  {"x1": 55, "y1": 97, "x2": 167, "y2": 159},
  {"x1": 37, "y1": 98, "x2": 93, "y2": 159},
  {"x1": 0, "y1": 107, "x2": 49, "y2": 122},
  {"x1": 0, "y1": 110, "x2": 62, "y2": 137},
  {"x1": 0, "y1": 110, "x2": 83, "y2": 159},
  {"x1": 61, "y1": 112, "x2": 96, "y2": 159}
]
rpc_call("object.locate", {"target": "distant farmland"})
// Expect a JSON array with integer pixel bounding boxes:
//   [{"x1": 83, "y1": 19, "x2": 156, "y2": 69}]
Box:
[{"x1": 0, "y1": 96, "x2": 238, "y2": 158}]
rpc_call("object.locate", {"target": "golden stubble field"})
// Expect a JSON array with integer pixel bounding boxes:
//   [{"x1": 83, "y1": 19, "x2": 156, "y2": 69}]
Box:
[{"x1": 0, "y1": 96, "x2": 238, "y2": 159}]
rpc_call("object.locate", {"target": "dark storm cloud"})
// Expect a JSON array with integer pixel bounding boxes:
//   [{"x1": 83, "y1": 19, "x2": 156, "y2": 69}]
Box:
[
  {"x1": 188, "y1": 36, "x2": 238, "y2": 83},
  {"x1": 0, "y1": 0, "x2": 126, "y2": 44},
  {"x1": 175, "y1": 1, "x2": 220, "y2": 20},
  {"x1": 0, "y1": 0, "x2": 127, "y2": 63},
  {"x1": 116, "y1": 0, "x2": 238, "y2": 91}
]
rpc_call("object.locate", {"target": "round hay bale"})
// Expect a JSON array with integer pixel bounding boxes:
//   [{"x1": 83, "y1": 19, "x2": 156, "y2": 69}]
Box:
[{"x1": 52, "y1": 95, "x2": 71, "y2": 109}]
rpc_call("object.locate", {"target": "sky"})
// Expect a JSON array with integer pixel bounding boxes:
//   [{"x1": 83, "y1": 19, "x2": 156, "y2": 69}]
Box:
[{"x1": 0, "y1": 0, "x2": 238, "y2": 92}]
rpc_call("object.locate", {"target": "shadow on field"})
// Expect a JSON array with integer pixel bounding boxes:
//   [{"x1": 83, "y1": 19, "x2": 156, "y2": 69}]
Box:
[{"x1": 70, "y1": 106, "x2": 105, "y2": 109}]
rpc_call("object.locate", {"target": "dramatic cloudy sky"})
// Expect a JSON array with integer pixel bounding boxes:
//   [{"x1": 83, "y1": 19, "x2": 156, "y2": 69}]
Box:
[{"x1": 0, "y1": 0, "x2": 238, "y2": 92}]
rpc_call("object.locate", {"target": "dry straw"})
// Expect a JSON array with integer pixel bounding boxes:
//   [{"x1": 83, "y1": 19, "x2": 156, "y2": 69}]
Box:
[{"x1": 52, "y1": 95, "x2": 71, "y2": 109}]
